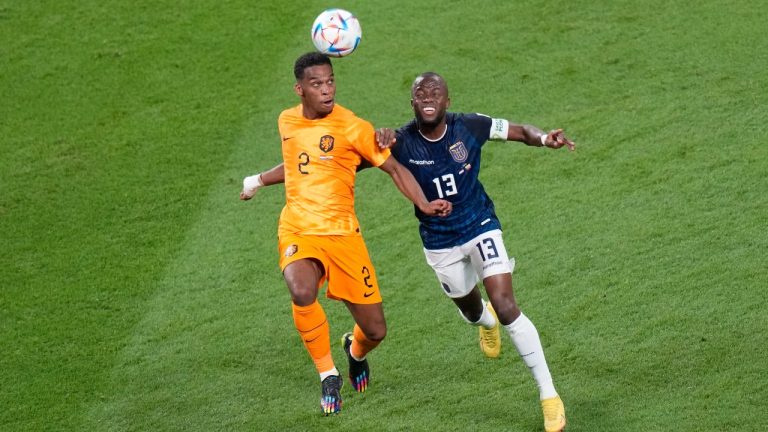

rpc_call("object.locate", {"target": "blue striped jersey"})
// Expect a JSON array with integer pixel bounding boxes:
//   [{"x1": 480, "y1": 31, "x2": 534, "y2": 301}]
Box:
[{"x1": 392, "y1": 112, "x2": 502, "y2": 249}]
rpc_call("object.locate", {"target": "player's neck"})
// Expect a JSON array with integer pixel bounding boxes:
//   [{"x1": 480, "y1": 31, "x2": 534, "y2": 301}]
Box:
[
  {"x1": 418, "y1": 122, "x2": 447, "y2": 142},
  {"x1": 301, "y1": 105, "x2": 333, "y2": 120}
]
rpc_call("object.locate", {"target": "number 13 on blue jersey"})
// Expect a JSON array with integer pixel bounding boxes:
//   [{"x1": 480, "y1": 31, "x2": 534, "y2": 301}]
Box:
[{"x1": 432, "y1": 173, "x2": 458, "y2": 199}]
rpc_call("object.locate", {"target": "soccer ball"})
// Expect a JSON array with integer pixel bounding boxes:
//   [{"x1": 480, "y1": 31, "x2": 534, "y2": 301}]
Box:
[{"x1": 311, "y1": 9, "x2": 362, "y2": 57}]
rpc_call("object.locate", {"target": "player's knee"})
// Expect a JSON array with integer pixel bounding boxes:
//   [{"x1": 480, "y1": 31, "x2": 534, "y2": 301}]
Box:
[
  {"x1": 288, "y1": 285, "x2": 317, "y2": 306},
  {"x1": 283, "y1": 260, "x2": 322, "y2": 306},
  {"x1": 493, "y1": 302, "x2": 521, "y2": 325},
  {"x1": 363, "y1": 325, "x2": 386, "y2": 342}
]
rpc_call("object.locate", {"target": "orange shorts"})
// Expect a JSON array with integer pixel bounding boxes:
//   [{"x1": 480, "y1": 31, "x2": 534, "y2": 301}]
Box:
[{"x1": 278, "y1": 233, "x2": 382, "y2": 304}]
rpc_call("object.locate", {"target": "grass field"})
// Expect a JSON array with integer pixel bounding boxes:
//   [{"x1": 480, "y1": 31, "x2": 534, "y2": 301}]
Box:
[{"x1": 2, "y1": 1, "x2": 767, "y2": 431}]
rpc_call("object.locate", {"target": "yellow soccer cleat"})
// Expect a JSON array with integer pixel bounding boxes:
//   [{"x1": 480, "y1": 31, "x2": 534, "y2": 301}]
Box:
[
  {"x1": 541, "y1": 395, "x2": 566, "y2": 432},
  {"x1": 479, "y1": 304, "x2": 501, "y2": 358}
]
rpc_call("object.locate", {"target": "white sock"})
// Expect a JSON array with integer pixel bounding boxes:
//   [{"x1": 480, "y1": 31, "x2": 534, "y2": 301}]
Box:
[
  {"x1": 461, "y1": 299, "x2": 497, "y2": 329},
  {"x1": 319, "y1": 367, "x2": 339, "y2": 382},
  {"x1": 503, "y1": 313, "x2": 558, "y2": 400}
]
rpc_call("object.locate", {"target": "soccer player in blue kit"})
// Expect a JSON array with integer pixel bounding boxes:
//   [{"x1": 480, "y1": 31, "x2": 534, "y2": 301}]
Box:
[{"x1": 375, "y1": 72, "x2": 575, "y2": 432}]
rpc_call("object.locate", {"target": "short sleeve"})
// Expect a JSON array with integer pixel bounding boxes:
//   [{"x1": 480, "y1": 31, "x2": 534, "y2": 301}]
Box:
[
  {"x1": 350, "y1": 118, "x2": 391, "y2": 167},
  {"x1": 459, "y1": 113, "x2": 495, "y2": 142}
]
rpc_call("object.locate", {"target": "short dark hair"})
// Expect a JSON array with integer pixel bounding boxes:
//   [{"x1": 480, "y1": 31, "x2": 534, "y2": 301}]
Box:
[{"x1": 294, "y1": 52, "x2": 332, "y2": 80}]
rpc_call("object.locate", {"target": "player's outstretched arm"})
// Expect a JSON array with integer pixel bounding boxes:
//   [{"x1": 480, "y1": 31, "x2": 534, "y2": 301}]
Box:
[
  {"x1": 507, "y1": 124, "x2": 576, "y2": 151},
  {"x1": 240, "y1": 163, "x2": 285, "y2": 201},
  {"x1": 377, "y1": 156, "x2": 452, "y2": 217}
]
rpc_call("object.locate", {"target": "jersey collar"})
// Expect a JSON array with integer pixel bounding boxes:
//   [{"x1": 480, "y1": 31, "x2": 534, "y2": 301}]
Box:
[{"x1": 418, "y1": 123, "x2": 447, "y2": 142}]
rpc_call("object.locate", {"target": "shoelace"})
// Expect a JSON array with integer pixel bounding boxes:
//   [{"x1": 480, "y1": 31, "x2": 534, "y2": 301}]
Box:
[
  {"x1": 322, "y1": 376, "x2": 341, "y2": 393},
  {"x1": 542, "y1": 399, "x2": 563, "y2": 421},
  {"x1": 481, "y1": 326, "x2": 498, "y2": 347}
]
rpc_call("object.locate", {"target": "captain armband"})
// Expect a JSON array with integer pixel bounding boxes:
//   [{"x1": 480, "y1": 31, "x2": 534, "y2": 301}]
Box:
[{"x1": 488, "y1": 118, "x2": 509, "y2": 141}]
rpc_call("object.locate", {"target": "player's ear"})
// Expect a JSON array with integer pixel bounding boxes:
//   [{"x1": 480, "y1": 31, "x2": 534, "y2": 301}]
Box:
[
  {"x1": 294, "y1": 82, "x2": 303, "y2": 97},
  {"x1": 446, "y1": 97, "x2": 451, "y2": 109}
]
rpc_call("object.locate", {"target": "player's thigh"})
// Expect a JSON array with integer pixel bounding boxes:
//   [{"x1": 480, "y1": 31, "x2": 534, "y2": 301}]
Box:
[
  {"x1": 424, "y1": 247, "x2": 478, "y2": 298},
  {"x1": 464, "y1": 229, "x2": 513, "y2": 279},
  {"x1": 278, "y1": 234, "x2": 329, "y2": 299},
  {"x1": 325, "y1": 235, "x2": 382, "y2": 304}
]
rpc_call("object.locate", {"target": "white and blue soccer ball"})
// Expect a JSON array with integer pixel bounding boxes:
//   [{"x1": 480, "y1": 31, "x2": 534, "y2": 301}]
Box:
[{"x1": 311, "y1": 8, "x2": 362, "y2": 57}]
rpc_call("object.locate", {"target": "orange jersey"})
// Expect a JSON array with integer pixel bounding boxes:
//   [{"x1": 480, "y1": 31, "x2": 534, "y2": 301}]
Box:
[{"x1": 278, "y1": 104, "x2": 391, "y2": 236}]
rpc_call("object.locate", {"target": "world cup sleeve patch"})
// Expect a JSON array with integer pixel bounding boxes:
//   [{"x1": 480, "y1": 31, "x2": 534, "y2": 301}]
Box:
[
  {"x1": 319, "y1": 135, "x2": 335, "y2": 153},
  {"x1": 449, "y1": 141, "x2": 468, "y2": 162},
  {"x1": 284, "y1": 244, "x2": 298, "y2": 257}
]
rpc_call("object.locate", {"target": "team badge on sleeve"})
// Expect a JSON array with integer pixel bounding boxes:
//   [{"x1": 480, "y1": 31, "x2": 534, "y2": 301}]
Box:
[
  {"x1": 449, "y1": 141, "x2": 468, "y2": 163},
  {"x1": 319, "y1": 135, "x2": 335, "y2": 153}
]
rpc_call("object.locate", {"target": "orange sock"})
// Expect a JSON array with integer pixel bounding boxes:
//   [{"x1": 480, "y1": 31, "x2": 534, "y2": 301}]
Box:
[
  {"x1": 351, "y1": 324, "x2": 381, "y2": 360},
  {"x1": 292, "y1": 301, "x2": 335, "y2": 374}
]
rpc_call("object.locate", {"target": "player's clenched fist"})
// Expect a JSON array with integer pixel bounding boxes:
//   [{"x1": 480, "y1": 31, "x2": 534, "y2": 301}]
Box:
[
  {"x1": 239, "y1": 174, "x2": 263, "y2": 200},
  {"x1": 421, "y1": 199, "x2": 452, "y2": 217}
]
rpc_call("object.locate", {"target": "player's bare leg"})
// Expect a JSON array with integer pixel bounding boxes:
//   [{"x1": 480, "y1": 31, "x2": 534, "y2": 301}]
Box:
[
  {"x1": 451, "y1": 286, "x2": 484, "y2": 320},
  {"x1": 484, "y1": 272, "x2": 565, "y2": 431},
  {"x1": 284, "y1": 258, "x2": 323, "y2": 306}
]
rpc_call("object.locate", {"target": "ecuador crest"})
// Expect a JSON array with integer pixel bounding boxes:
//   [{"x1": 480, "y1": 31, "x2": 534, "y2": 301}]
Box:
[{"x1": 449, "y1": 141, "x2": 468, "y2": 163}]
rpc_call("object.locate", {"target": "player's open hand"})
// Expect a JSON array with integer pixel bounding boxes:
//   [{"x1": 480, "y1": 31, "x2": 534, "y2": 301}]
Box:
[
  {"x1": 422, "y1": 199, "x2": 452, "y2": 217},
  {"x1": 543, "y1": 129, "x2": 575, "y2": 151},
  {"x1": 375, "y1": 128, "x2": 397, "y2": 149}
]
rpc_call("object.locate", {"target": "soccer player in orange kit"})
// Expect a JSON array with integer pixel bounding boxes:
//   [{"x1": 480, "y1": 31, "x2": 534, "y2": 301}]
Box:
[{"x1": 240, "y1": 52, "x2": 452, "y2": 415}]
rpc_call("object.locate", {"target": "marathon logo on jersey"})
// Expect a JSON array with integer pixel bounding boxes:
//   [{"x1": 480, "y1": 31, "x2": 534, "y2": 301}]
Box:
[
  {"x1": 319, "y1": 135, "x2": 334, "y2": 153},
  {"x1": 284, "y1": 244, "x2": 298, "y2": 257},
  {"x1": 449, "y1": 141, "x2": 468, "y2": 163},
  {"x1": 482, "y1": 261, "x2": 503, "y2": 270}
]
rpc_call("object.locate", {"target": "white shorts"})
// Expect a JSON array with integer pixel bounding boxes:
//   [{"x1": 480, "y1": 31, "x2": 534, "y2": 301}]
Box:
[{"x1": 423, "y1": 229, "x2": 514, "y2": 298}]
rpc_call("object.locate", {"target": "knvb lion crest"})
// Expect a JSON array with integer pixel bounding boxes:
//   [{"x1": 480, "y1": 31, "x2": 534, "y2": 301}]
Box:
[
  {"x1": 449, "y1": 141, "x2": 468, "y2": 162},
  {"x1": 319, "y1": 135, "x2": 335, "y2": 153}
]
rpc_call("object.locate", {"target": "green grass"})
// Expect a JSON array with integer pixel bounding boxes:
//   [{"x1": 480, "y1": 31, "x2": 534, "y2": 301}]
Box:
[{"x1": 2, "y1": 0, "x2": 766, "y2": 431}]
